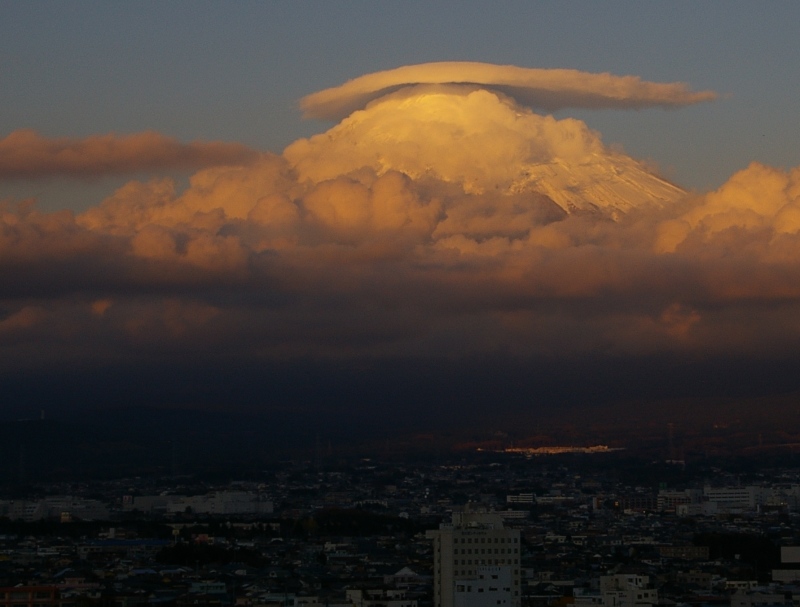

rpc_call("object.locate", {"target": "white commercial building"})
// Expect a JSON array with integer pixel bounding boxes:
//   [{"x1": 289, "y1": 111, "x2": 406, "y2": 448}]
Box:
[
  {"x1": 427, "y1": 509, "x2": 521, "y2": 607},
  {"x1": 703, "y1": 486, "x2": 771, "y2": 511},
  {"x1": 123, "y1": 491, "x2": 272, "y2": 515}
]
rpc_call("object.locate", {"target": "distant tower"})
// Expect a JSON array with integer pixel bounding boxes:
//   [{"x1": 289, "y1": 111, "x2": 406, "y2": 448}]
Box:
[
  {"x1": 667, "y1": 423, "x2": 676, "y2": 461},
  {"x1": 18, "y1": 444, "x2": 26, "y2": 483},
  {"x1": 170, "y1": 441, "x2": 179, "y2": 477}
]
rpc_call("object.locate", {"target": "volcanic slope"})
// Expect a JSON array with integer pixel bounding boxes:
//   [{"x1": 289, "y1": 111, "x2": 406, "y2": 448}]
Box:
[{"x1": 286, "y1": 84, "x2": 685, "y2": 218}]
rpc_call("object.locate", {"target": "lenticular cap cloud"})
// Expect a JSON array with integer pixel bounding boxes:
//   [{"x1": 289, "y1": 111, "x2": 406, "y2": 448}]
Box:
[{"x1": 300, "y1": 61, "x2": 718, "y2": 120}]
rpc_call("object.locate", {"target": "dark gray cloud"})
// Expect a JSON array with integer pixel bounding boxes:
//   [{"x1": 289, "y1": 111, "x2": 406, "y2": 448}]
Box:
[{"x1": 0, "y1": 130, "x2": 259, "y2": 179}]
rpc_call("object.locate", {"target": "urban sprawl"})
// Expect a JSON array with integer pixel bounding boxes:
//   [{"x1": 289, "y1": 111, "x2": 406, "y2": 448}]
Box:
[{"x1": 2, "y1": 453, "x2": 800, "y2": 607}]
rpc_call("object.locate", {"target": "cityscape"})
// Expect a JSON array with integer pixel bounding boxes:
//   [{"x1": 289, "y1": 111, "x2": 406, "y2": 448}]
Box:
[
  {"x1": 3, "y1": 440, "x2": 800, "y2": 607},
  {"x1": 3, "y1": 5, "x2": 800, "y2": 607}
]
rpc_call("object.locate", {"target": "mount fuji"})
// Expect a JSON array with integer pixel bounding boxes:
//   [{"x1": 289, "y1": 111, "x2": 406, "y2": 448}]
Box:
[{"x1": 286, "y1": 83, "x2": 685, "y2": 219}]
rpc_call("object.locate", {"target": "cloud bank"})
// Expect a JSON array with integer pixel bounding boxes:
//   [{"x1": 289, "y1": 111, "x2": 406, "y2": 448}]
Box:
[
  {"x1": 0, "y1": 129, "x2": 259, "y2": 179},
  {"x1": 4, "y1": 63, "x2": 800, "y2": 421},
  {"x1": 301, "y1": 62, "x2": 717, "y2": 120}
]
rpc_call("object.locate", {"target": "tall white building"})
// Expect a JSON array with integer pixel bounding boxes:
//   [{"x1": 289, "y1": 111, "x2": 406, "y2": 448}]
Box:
[{"x1": 427, "y1": 509, "x2": 521, "y2": 607}]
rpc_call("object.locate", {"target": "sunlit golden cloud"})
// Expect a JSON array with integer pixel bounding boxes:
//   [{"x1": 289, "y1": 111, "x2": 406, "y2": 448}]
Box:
[{"x1": 0, "y1": 129, "x2": 259, "y2": 179}]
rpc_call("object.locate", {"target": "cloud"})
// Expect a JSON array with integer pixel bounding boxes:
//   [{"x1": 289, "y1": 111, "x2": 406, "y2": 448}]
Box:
[
  {"x1": 1, "y1": 152, "x2": 799, "y2": 368},
  {"x1": 6, "y1": 63, "x2": 800, "y2": 423},
  {"x1": 300, "y1": 61, "x2": 717, "y2": 121},
  {"x1": 0, "y1": 129, "x2": 260, "y2": 179},
  {"x1": 654, "y1": 162, "x2": 800, "y2": 253}
]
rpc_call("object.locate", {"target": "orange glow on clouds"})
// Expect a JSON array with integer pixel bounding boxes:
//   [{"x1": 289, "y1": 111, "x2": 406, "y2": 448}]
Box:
[{"x1": 1, "y1": 63, "x2": 799, "y2": 371}]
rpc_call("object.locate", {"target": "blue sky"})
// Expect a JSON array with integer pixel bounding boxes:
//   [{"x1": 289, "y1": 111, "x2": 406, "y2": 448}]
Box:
[{"x1": 1, "y1": 1, "x2": 799, "y2": 211}]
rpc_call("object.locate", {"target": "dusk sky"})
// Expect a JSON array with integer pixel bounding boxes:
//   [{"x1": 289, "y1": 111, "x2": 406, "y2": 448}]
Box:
[{"x1": 2, "y1": 3, "x2": 800, "y2": 431}]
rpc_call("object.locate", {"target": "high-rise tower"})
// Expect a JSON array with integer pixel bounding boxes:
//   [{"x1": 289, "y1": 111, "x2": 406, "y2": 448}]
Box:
[{"x1": 427, "y1": 508, "x2": 521, "y2": 607}]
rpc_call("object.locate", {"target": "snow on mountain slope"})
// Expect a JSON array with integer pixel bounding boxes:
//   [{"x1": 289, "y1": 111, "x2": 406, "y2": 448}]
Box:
[{"x1": 512, "y1": 153, "x2": 684, "y2": 218}]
